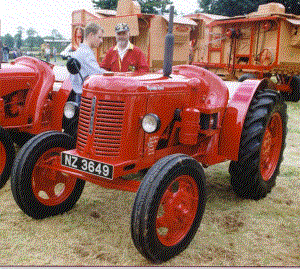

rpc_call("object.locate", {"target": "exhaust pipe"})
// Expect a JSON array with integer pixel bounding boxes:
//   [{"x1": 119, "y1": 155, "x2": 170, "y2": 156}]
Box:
[{"x1": 163, "y1": 5, "x2": 175, "y2": 77}]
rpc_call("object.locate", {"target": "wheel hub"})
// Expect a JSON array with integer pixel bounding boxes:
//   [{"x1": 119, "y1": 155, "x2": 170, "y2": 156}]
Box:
[
  {"x1": 156, "y1": 175, "x2": 199, "y2": 246},
  {"x1": 32, "y1": 147, "x2": 77, "y2": 206},
  {"x1": 260, "y1": 112, "x2": 283, "y2": 181}
]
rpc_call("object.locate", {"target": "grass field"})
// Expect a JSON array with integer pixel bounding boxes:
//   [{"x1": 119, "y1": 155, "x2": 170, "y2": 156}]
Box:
[{"x1": 0, "y1": 102, "x2": 299, "y2": 266}]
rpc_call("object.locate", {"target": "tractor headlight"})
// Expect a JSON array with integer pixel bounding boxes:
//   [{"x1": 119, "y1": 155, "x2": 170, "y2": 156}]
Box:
[
  {"x1": 63, "y1": 101, "x2": 78, "y2": 119},
  {"x1": 142, "y1": 113, "x2": 160, "y2": 133}
]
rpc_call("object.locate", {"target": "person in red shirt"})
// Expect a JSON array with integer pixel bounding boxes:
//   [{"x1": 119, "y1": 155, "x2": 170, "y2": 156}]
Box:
[{"x1": 100, "y1": 23, "x2": 149, "y2": 73}]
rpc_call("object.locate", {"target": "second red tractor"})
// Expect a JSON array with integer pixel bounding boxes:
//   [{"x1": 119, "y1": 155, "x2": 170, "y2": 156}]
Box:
[{"x1": 0, "y1": 57, "x2": 77, "y2": 189}]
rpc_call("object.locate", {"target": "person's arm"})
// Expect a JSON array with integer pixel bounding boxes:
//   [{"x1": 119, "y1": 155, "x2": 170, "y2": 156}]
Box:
[{"x1": 85, "y1": 53, "x2": 106, "y2": 75}]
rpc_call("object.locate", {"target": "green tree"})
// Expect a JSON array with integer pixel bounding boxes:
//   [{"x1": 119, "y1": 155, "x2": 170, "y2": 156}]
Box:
[
  {"x1": 92, "y1": 0, "x2": 173, "y2": 14},
  {"x1": 197, "y1": 0, "x2": 300, "y2": 16},
  {"x1": 26, "y1": 27, "x2": 38, "y2": 49},
  {"x1": 25, "y1": 36, "x2": 44, "y2": 50},
  {"x1": 92, "y1": 0, "x2": 117, "y2": 9},
  {"x1": 51, "y1": 29, "x2": 63, "y2": 40},
  {"x1": 34, "y1": 36, "x2": 45, "y2": 47},
  {"x1": 14, "y1": 26, "x2": 24, "y2": 49},
  {"x1": 26, "y1": 27, "x2": 37, "y2": 38},
  {"x1": 4, "y1": 33, "x2": 15, "y2": 49}
]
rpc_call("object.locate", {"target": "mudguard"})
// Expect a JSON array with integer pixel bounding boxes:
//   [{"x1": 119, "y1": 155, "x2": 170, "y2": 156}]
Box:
[
  {"x1": 50, "y1": 78, "x2": 73, "y2": 132},
  {"x1": 219, "y1": 78, "x2": 276, "y2": 161},
  {"x1": 14, "y1": 57, "x2": 55, "y2": 133}
]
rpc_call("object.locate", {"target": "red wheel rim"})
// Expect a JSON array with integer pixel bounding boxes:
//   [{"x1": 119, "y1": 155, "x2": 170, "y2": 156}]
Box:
[
  {"x1": 260, "y1": 112, "x2": 283, "y2": 181},
  {"x1": 0, "y1": 142, "x2": 6, "y2": 174},
  {"x1": 156, "y1": 175, "x2": 199, "y2": 247},
  {"x1": 32, "y1": 147, "x2": 77, "y2": 206}
]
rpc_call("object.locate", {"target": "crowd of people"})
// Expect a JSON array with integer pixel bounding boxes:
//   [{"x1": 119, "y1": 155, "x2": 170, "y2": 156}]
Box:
[
  {"x1": 40, "y1": 42, "x2": 58, "y2": 62},
  {"x1": 0, "y1": 41, "x2": 58, "y2": 63},
  {"x1": 0, "y1": 40, "x2": 23, "y2": 62}
]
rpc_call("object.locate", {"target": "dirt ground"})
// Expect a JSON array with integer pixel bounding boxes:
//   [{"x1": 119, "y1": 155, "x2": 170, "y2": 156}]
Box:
[{"x1": 0, "y1": 101, "x2": 299, "y2": 267}]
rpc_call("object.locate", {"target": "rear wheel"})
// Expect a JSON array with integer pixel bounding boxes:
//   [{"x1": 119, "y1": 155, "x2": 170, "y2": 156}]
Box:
[
  {"x1": 229, "y1": 88, "x2": 287, "y2": 200},
  {"x1": 0, "y1": 127, "x2": 15, "y2": 189},
  {"x1": 131, "y1": 154, "x2": 206, "y2": 263},
  {"x1": 11, "y1": 131, "x2": 85, "y2": 219}
]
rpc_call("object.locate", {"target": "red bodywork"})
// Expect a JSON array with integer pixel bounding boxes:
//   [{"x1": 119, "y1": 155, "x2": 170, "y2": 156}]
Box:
[
  {"x1": 0, "y1": 56, "x2": 72, "y2": 134},
  {"x1": 60, "y1": 65, "x2": 264, "y2": 192}
]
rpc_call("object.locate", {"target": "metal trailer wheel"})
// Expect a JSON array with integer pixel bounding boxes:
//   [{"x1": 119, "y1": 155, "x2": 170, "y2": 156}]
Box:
[
  {"x1": 131, "y1": 154, "x2": 206, "y2": 263},
  {"x1": 229, "y1": 88, "x2": 287, "y2": 200},
  {"x1": 0, "y1": 127, "x2": 15, "y2": 189},
  {"x1": 11, "y1": 131, "x2": 85, "y2": 219}
]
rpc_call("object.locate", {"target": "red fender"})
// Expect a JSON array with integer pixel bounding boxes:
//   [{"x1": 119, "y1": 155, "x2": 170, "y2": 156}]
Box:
[
  {"x1": 14, "y1": 56, "x2": 55, "y2": 133},
  {"x1": 49, "y1": 78, "x2": 73, "y2": 131},
  {"x1": 219, "y1": 78, "x2": 275, "y2": 161}
]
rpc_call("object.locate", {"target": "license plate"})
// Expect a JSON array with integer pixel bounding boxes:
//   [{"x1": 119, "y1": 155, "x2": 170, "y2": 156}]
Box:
[{"x1": 61, "y1": 152, "x2": 114, "y2": 180}]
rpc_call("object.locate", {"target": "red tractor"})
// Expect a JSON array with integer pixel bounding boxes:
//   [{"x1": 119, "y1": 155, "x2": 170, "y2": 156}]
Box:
[
  {"x1": 0, "y1": 57, "x2": 77, "y2": 189},
  {"x1": 11, "y1": 8, "x2": 287, "y2": 263}
]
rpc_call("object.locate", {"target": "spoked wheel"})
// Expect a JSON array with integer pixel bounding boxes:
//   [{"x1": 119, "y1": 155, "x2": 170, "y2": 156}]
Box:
[
  {"x1": 229, "y1": 88, "x2": 287, "y2": 200},
  {"x1": 131, "y1": 154, "x2": 206, "y2": 263},
  {"x1": 0, "y1": 127, "x2": 15, "y2": 189},
  {"x1": 11, "y1": 131, "x2": 85, "y2": 219}
]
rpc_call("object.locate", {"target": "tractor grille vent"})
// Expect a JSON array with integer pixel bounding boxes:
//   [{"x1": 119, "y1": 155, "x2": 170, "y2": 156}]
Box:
[
  {"x1": 77, "y1": 96, "x2": 93, "y2": 150},
  {"x1": 77, "y1": 96, "x2": 125, "y2": 157}
]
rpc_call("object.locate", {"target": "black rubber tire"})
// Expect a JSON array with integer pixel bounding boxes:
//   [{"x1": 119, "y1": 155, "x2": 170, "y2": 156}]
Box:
[
  {"x1": 0, "y1": 127, "x2": 16, "y2": 189},
  {"x1": 131, "y1": 154, "x2": 206, "y2": 263},
  {"x1": 229, "y1": 88, "x2": 287, "y2": 200},
  {"x1": 9, "y1": 131, "x2": 33, "y2": 148},
  {"x1": 238, "y1": 73, "x2": 256, "y2": 82},
  {"x1": 11, "y1": 131, "x2": 85, "y2": 219},
  {"x1": 281, "y1": 76, "x2": 300, "y2": 102}
]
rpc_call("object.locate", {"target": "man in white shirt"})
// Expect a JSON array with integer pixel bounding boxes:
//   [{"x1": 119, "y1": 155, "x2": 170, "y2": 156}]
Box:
[{"x1": 70, "y1": 22, "x2": 106, "y2": 103}]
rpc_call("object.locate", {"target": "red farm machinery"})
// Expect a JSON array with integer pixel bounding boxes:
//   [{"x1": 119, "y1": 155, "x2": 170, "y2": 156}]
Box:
[
  {"x1": 0, "y1": 57, "x2": 78, "y2": 189},
  {"x1": 193, "y1": 2, "x2": 300, "y2": 102},
  {"x1": 10, "y1": 6, "x2": 287, "y2": 263}
]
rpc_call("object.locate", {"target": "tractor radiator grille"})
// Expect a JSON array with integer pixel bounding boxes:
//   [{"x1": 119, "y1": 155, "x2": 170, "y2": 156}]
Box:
[
  {"x1": 77, "y1": 96, "x2": 92, "y2": 151},
  {"x1": 77, "y1": 96, "x2": 125, "y2": 157}
]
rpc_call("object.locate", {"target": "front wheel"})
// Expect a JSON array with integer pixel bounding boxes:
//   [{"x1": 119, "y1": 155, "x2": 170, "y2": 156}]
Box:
[
  {"x1": 11, "y1": 131, "x2": 85, "y2": 219},
  {"x1": 131, "y1": 154, "x2": 206, "y2": 263},
  {"x1": 229, "y1": 88, "x2": 287, "y2": 200}
]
